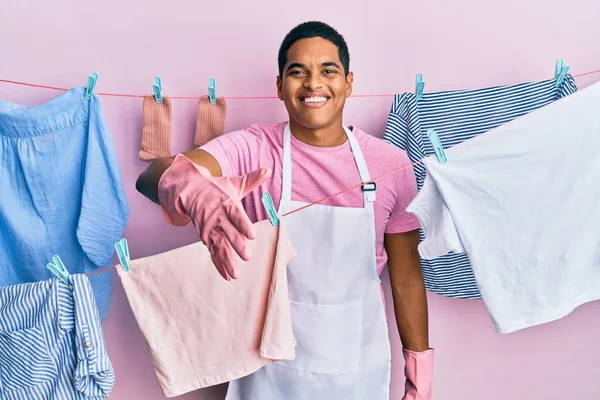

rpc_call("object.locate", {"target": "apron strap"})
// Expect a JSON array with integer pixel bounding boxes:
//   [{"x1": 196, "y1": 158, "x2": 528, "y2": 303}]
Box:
[{"x1": 345, "y1": 127, "x2": 376, "y2": 204}]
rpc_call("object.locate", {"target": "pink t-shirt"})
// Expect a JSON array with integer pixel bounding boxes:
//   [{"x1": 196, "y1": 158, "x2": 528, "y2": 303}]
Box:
[{"x1": 201, "y1": 121, "x2": 421, "y2": 275}]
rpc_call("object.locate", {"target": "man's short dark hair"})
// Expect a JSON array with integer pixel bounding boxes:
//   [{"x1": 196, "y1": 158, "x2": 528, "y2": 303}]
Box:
[{"x1": 278, "y1": 21, "x2": 350, "y2": 78}]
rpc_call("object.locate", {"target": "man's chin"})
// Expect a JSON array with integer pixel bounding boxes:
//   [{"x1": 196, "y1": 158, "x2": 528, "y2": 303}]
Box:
[{"x1": 291, "y1": 116, "x2": 338, "y2": 131}]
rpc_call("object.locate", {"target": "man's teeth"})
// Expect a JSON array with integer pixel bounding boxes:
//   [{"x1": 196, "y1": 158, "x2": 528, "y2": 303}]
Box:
[{"x1": 303, "y1": 96, "x2": 327, "y2": 103}]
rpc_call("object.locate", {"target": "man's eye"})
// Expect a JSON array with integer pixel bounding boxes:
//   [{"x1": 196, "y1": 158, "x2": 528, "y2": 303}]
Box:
[{"x1": 324, "y1": 69, "x2": 336, "y2": 74}]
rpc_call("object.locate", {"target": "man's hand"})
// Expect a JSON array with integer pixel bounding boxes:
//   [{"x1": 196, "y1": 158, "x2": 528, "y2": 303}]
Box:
[{"x1": 157, "y1": 154, "x2": 271, "y2": 280}]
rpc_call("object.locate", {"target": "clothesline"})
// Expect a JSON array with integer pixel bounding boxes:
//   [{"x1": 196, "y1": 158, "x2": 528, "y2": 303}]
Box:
[
  {"x1": 86, "y1": 159, "x2": 423, "y2": 277},
  {"x1": 4, "y1": 68, "x2": 593, "y2": 277},
  {"x1": 1, "y1": 67, "x2": 600, "y2": 100}
]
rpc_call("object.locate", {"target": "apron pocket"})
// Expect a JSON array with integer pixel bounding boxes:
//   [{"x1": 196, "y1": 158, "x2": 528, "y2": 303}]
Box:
[
  {"x1": 0, "y1": 326, "x2": 57, "y2": 392},
  {"x1": 276, "y1": 300, "x2": 362, "y2": 374}
]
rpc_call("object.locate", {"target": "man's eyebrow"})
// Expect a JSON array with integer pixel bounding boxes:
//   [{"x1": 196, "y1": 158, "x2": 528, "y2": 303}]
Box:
[
  {"x1": 286, "y1": 61, "x2": 341, "y2": 72},
  {"x1": 321, "y1": 61, "x2": 341, "y2": 68},
  {"x1": 286, "y1": 62, "x2": 305, "y2": 71}
]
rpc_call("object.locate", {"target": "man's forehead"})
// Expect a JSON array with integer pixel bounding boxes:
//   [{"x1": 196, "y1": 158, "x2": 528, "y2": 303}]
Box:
[
  {"x1": 287, "y1": 38, "x2": 338, "y2": 57},
  {"x1": 286, "y1": 52, "x2": 341, "y2": 67}
]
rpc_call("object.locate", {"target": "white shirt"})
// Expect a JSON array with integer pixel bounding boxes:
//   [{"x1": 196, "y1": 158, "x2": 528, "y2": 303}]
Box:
[{"x1": 407, "y1": 81, "x2": 600, "y2": 333}]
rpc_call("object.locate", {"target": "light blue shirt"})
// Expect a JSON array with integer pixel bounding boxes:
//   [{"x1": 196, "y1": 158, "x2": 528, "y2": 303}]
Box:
[{"x1": 0, "y1": 87, "x2": 129, "y2": 320}]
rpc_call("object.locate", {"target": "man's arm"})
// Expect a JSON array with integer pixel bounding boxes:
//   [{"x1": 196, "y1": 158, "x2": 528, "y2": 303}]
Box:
[
  {"x1": 385, "y1": 229, "x2": 430, "y2": 351},
  {"x1": 135, "y1": 149, "x2": 222, "y2": 204}
]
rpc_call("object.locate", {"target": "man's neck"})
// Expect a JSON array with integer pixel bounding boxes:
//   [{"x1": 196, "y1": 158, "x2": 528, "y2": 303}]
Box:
[{"x1": 289, "y1": 120, "x2": 347, "y2": 148}]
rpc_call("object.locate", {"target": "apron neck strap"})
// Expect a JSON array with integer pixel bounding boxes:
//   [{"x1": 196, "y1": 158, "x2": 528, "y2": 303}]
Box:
[{"x1": 281, "y1": 123, "x2": 376, "y2": 206}]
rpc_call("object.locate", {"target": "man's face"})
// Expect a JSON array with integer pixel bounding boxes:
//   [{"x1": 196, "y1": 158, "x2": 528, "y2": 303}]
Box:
[{"x1": 277, "y1": 37, "x2": 353, "y2": 131}]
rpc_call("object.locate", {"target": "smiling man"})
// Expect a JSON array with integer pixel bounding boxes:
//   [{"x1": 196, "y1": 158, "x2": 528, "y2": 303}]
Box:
[{"x1": 136, "y1": 21, "x2": 434, "y2": 400}]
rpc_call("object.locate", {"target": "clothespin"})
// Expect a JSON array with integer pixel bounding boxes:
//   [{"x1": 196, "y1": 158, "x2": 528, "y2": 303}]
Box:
[
  {"x1": 427, "y1": 128, "x2": 447, "y2": 164},
  {"x1": 208, "y1": 78, "x2": 217, "y2": 104},
  {"x1": 153, "y1": 76, "x2": 163, "y2": 104},
  {"x1": 554, "y1": 59, "x2": 569, "y2": 88},
  {"x1": 261, "y1": 192, "x2": 279, "y2": 226},
  {"x1": 114, "y1": 238, "x2": 131, "y2": 272},
  {"x1": 84, "y1": 73, "x2": 98, "y2": 100},
  {"x1": 47, "y1": 255, "x2": 70, "y2": 285},
  {"x1": 415, "y1": 73, "x2": 425, "y2": 100}
]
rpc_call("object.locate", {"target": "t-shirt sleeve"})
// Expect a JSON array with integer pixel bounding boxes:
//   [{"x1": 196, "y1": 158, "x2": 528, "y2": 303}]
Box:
[
  {"x1": 198, "y1": 127, "x2": 263, "y2": 177},
  {"x1": 385, "y1": 151, "x2": 422, "y2": 233},
  {"x1": 405, "y1": 174, "x2": 466, "y2": 259}
]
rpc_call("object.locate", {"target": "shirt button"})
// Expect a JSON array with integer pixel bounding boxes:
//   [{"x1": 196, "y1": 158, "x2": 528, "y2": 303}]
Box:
[{"x1": 84, "y1": 342, "x2": 92, "y2": 348}]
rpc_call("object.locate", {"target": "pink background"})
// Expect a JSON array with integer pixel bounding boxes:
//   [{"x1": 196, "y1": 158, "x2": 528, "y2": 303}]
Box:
[{"x1": 2, "y1": 0, "x2": 600, "y2": 399}]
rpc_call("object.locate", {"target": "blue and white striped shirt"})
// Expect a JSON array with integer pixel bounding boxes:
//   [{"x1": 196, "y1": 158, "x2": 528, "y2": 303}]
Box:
[
  {"x1": 384, "y1": 75, "x2": 578, "y2": 299},
  {"x1": 0, "y1": 274, "x2": 114, "y2": 399}
]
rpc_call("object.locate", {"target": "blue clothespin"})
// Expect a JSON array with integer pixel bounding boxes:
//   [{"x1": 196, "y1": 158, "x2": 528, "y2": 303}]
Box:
[
  {"x1": 427, "y1": 128, "x2": 447, "y2": 164},
  {"x1": 47, "y1": 255, "x2": 70, "y2": 285},
  {"x1": 153, "y1": 76, "x2": 163, "y2": 104},
  {"x1": 554, "y1": 59, "x2": 569, "y2": 88},
  {"x1": 208, "y1": 78, "x2": 217, "y2": 104},
  {"x1": 84, "y1": 73, "x2": 98, "y2": 100},
  {"x1": 114, "y1": 238, "x2": 131, "y2": 272},
  {"x1": 261, "y1": 192, "x2": 279, "y2": 226},
  {"x1": 415, "y1": 73, "x2": 425, "y2": 100}
]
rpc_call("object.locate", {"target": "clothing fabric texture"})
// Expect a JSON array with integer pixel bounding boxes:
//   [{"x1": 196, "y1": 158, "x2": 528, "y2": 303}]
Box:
[
  {"x1": 0, "y1": 87, "x2": 130, "y2": 321},
  {"x1": 407, "y1": 80, "x2": 600, "y2": 334},
  {"x1": 194, "y1": 95, "x2": 226, "y2": 147},
  {"x1": 226, "y1": 123, "x2": 394, "y2": 400},
  {"x1": 200, "y1": 121, "x2": 421, "y2": 276},
  {"x1": 116, "y1": 219, "x2": 297, "y2": 398},
  {"x1": 0, "y1": 274, "x2": 114, "y2": 399},
  {"x1": 383, "y1": 75, "x2": 578, "y2": 299},
  {"x1": 139, "y1": 95, "x2": 173, "y2": 161}
]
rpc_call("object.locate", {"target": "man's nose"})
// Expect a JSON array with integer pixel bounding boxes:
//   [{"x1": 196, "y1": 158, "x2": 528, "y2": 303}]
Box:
[{"x1": 302, "y1": 72, "x2": 323, "y2": 91}]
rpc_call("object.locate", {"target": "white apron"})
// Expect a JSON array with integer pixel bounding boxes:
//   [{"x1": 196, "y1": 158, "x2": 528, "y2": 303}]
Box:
[{"x1": 226, "y1": 123, "x2": 391, "y2": 400}]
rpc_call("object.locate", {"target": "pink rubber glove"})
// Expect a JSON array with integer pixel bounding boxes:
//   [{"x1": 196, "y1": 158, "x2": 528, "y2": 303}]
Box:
[
  {"x1": 157, "y1": 154, "x2": 271, "y2": 280},
  {"x1": 402, "y1": 348, "x2": 434, "y2": 400}
]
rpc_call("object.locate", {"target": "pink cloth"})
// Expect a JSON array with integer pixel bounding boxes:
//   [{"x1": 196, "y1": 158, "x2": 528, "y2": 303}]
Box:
[
  {"x1": 116, "y1": 219, "x2": 296, "y2": 398},
  {"x1": 200, "y1": 121, "x2": 421, "y2": 275}
]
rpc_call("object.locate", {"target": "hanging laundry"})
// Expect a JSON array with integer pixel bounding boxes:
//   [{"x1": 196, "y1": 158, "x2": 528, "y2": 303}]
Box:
[
  {"x1": 0, "y1": 87, "x2": 130, "y2": 321},
  {"x1": 194, "y1": 94, "x2": 226, "y2": 147},
  {"x1": 383, "y1": 75, "x2": 578, "y2": 299},
  {"x1": 0, "y1": 274, "x2": 114, "y2": 399},
  {"x1": 139, "y1": 95, "x2": 173, "y2": 161},
  {"x1": 406, "y1": 80, "x2": 600, "y2": 334},
  {"x1": 116, "y1": 219, "x2": 296, "y2": 398}
]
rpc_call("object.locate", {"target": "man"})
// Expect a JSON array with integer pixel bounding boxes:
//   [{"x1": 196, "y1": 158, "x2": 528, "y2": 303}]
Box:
[{"x1": 136, "y1": 20, "x2": 434, "y2": 400}]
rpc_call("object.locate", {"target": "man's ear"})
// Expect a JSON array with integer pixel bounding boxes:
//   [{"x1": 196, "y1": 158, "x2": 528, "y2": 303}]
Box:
[
  {"x1": 346, "y1": 71, "x2": 354, "y2": 98},
  {"x1": 276, "y1": 75, "x2": 283, "y2": 100}
]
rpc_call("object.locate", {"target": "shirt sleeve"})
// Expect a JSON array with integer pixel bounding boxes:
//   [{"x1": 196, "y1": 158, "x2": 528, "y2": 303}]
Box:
[
  {"x1": 405, "y1": 174, "x2": 466, "y2": 259},
  {"x1": 76, "y1": 95, "x2": 129, "y2": 269},
  {"x1": 70, "y1": 274, "x2": 115, "y2": 397},
  {"x1": 199, "y1": 126, "x2": 264, "y2": 177},
  {"x1": 385, "y1": 151, "x2": 422, "y2": 233}
]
